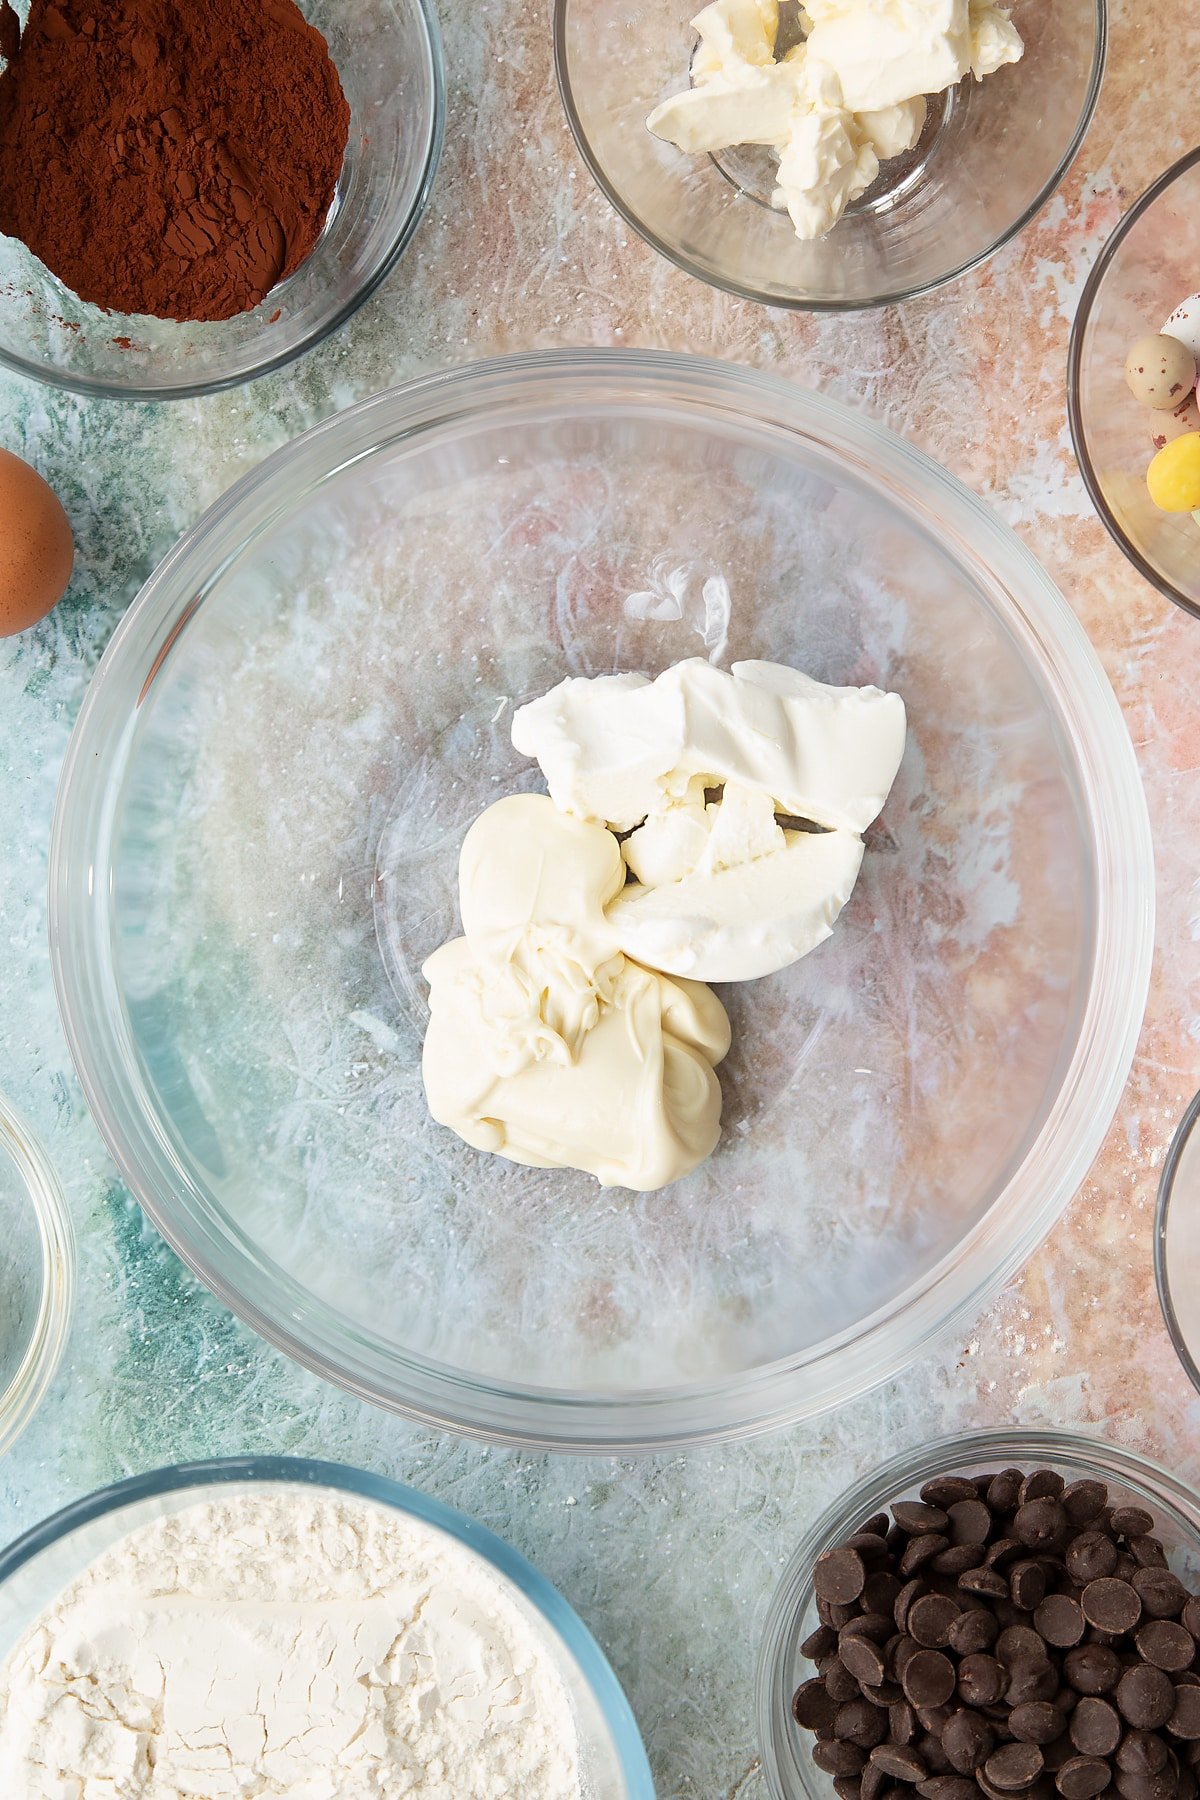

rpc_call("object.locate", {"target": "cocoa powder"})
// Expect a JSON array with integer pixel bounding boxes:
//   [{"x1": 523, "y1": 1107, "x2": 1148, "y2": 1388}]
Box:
[{"x1": 0, "y1": 0, "x2": 350, "y2": 322}]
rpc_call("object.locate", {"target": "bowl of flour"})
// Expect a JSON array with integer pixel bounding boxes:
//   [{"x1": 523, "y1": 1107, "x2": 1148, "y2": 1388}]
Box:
[{"x1": 0, "y1": 1456, "x2": 653, "y2": 1798}]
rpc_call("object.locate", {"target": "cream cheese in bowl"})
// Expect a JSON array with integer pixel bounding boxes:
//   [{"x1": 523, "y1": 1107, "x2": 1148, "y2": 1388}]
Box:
[{"x1": 49, "y1": 351, "x2": 1151, "y2": 1450}]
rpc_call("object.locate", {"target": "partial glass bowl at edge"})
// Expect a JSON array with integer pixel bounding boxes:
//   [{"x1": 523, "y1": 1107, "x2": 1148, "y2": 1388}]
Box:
[
  {"x1": 757, "y1": 1430, "x2": 1200, "y2": 1800},
  {"x1": 0, "y1": 1457, "x2": 654, "y2": 1799},
  {"x1": 1069, "y1": 147, "x2": 1200, "y2": 621},
  {"x1": 554, "y1": 0, "x2": 1106, "y2": 310},
  {"x1": 0, "y1": 0, "x2": 444, "y2": 399},
  {"x1": 1155, "y1": 1088, "x2": 1200, "y2": 1398},
  {"x1": 0, "y1": 1094, "x2": 74, "y2": 1459},
  {"x1": 49, "y1": 350, "x2": 1153, "y2": 1451}
]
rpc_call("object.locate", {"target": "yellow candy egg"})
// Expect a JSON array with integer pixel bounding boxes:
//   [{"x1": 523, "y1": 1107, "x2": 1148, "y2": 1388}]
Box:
[{"x1": 1147, "y1": 432, "x2": 1200, "y2": 512}]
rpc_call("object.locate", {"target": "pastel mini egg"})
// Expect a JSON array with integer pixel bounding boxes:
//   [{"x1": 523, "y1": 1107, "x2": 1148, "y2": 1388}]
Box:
[
  {"x1": 1125, "y1": 332, "x2": 1197, "y2": 410},
  {"x1": 1151, "y1": 391, "x2": 1200, "y2": 450},
  {"x1": 1163, "y1": 292, "x2": 1200, "y2": 362},
  {"x1": 0, "y1": 447, "x2": 73, "y2": 636},
  {"x1": 1147, "y1": 432, "x2": 1200, "y2": 512}
]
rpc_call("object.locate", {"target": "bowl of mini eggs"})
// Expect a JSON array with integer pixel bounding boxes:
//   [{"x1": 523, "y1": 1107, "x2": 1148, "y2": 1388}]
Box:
[{"x1": 1070, "y1": 149, "x2": 1200, "y2": 619}]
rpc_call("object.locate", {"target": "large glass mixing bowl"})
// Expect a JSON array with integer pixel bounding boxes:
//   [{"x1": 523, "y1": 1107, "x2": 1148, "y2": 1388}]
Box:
[{"x1": 49, "y1": 351, "x2": 1152, "y2": 1449}]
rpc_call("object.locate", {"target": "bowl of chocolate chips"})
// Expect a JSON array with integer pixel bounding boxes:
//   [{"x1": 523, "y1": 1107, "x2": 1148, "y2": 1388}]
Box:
[{"x1": 759, "y1": 1432, "x2": 1200, "y2": 1800}]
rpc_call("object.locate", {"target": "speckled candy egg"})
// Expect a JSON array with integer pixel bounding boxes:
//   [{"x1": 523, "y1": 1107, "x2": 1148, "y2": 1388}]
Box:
[
  {"x1": 1148, "y1": 432, "x2": 1200, "y2": 512},
  {"x1": 0, "y1": 447, "x2": 73, "y2": 635},
  {"x1": 1125, "y1": 333, "x2": 1197, "y2": 410},
  {"x1": 1163, "y1": 292, "x2": 1200, "y2": 361},
  {"x1": 1151, "y1": 391, "x2": 1200, "y2": 450}
]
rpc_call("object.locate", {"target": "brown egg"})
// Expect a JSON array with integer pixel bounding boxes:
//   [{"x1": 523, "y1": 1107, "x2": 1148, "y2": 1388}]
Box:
[{"x1": 0, "y1": 446, "x2": 74, "y2": 636}]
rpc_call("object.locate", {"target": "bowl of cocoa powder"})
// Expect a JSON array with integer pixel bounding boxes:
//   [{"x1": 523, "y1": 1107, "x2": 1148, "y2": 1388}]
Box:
[{"x1": 0, "y1": 0, "x2": 444, "y2": 398}]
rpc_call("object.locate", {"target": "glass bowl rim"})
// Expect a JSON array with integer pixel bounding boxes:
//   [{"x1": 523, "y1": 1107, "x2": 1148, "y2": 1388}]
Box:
[
  {"x1": 1067, "y1": 143, "x2": 1200, "y2": 623},
  {"x1": 0, "y1": 1092, "x2": 74, "y2": 1461},
  {"x1": 0, "y1": 1452, "x2": 655, "y2": 1796},
  {"x1": 1154, "y1": 1084, "x2": 1200, "y2": 1397},
  {"x1": 755, "y1": 1425, "x2": 1200, "y2": 1800},
  {"x1": 552, "y1": 0, "x2": 1108, "y2": 313},
  {"x1": 0, "y1": 0, "x2": 446, "y2": 403},
  {"x1": 48, "y1": 347, "x2": 1154, "y2": 1451}
]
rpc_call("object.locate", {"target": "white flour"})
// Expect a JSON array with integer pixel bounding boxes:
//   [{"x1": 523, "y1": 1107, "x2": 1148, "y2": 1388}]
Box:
[{"x1": 0, "y1": 1488, "x2": 583, "y2": 1799}]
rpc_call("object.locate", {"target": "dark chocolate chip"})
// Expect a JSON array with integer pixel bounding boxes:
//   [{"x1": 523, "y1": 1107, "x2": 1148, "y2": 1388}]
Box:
[
  {"x1": 890, "y1": 1700, "x2": 919, "y2": 1745},
  {"x1": 1013, "y1": 1563, "x2": 1050, "y2": 1612},
  {"x1": 1083, "y1": 1581, "x2": 1143, "y2": 1635},
  {"x1": 1062, "y1": 1485, "x2": 1111, "y2": 1529},
  {"x1": 795, "y1": 1677, "x2": 840, "y2": 1730},
  {"x1": 986, "y1": 1743, "x2": 1047, "y2": 1790},
  {"x1": 1000, "y1": 1629, "x2": 1051, "y2": 1668},
  {"x1": 949, "y1": 1609, "x2": 1001, "y2": 1656},
  {"x1": 1009, "y1": 1663, "x2": 1063, "y2": 1707},
  {"x1": 1071, "y1": 1699, "x2": 1123, "y2": 1756},
  {"x1": 1117, "y1": 1734, "x2": 1170, "y2": 1776},
  {"x1": 949, "y1": 1500, "x2": 994, "y2": 1546},
  {"x1": 871, "y1": 1744, "x2": 929, "y2": 1783},
  {"x1": 1016, "y1": 1502, "x2": 1069, "y2": 1551},
  {"x1": 866, "y1": 1574, "x2": 906, "y2": 1617},
  {"x1": 909, "y1": 1595, "x2": 962, "y2": 1649},
  {"x1": 1137, "y1": 1624, "x2": 1196, "y2": 1675},
  {"x1": 1110, "y1": 1511, "x2": 1156, "y2": 1541},
  {"x1": 818, "y1": 1547, "x2": 869, "y2": 1604},
  {"x1": 893, "y1": 1638, "x2": 920, "y2": 1681},
  {"x1": 918, "y1": 1779, "x2": 980, "y2": 1800},
  {"x1": 837, "y1": 1699, "x2": 891, "y2": 1749},
  {"x1": 943, "y1": 1709, "x2": 996, "y2": 1773},
  {"x1": 1022, "y1": 1474, "x2": 1068, "y2": 1505},
  {"x1": 844, "y1": 1614, "x2": 901, "y2": 1645},
  {"x1": 897, "y1": 1581, "x2": 929, "y2": 1631},
  {"x1": 1130, "y1": 1541, "x2": 1170, "y2": 1573},
  {"x1": 990, "y1": 1542, "x2": 1029, "y2": 1571},
  {"x1": 1112, "y1": 1766, "x2": 1180, "y2": 1800},
  {"x1": 918, "y1": 1731, "x2": 954, "y2": 1775},
  {"x1": 826, "y1": 1658, "x2": 863, "y2": 1703},
  {"x1": 1065, "y1": 1647, "x2": 1124, "y2": 1697},
  {"x1": 894, "y1": 1502, "x2": 952, "y2": 1535},
  {"x1": 862, "y1": 1513, "x2": 893, "y2": 1537},
  {"x1": 903, "y1": 1650, "x2": 957, "y2": 1708},
  {"x1": 959, "y1": 1654, "x2": 1009, "y2": 1706},
  {"x1": 843, "y1": 1639, "x2": 891, "y2": 1686},
  {"x1": 816, "y1": 1740, "x2": 870, "y2": 1775},
  {"x1": 834, "y1": 1779, "x2": 864, "y2": 1800},
  {"x1": 1011, "y1": 1704, "x2": 1071, "y2": 1746},
  {"x1": 803, "y1": 1624, "x2": 839, "y2": 1661},
  {"x1": 922, "y1": 1478, "x2": 985, "y2": 1509},
  {"x1": 1170, "y1": 1688, "x2": 1200, "y2": 1741},
  {"x1": 934, "y1": 1546, "x2": 988, "y2": 1575},
  {"x1": 901, "y1": 1537, "x2": 953, "y2": 1577},
  {"x1": 1037, "y1": 1596, "x2": 1087, "y2": 1649},
  {"x1": 863, "y1": 1682, "x2": 907, "y2": 1708},
  {"x1": 1045, "y1": 1735, "x2": 1079, "y2": 1773},
  {"x1": 1118, "y1": 1667, "x2": 1177, "y2": 1731},
  {"x1": 1182, "y1": 1601, "x2": 1200, "y2": 1642},
  {"x1": 1069, "y1": 1537, "x2": 1121, "y2": 1586},
  {"x1": 848, "y1": 1533, "x2": 895, "y2": 1563},
  {"x1": 963, "y1": 1569, "x2": 1015, "y2": 1600},
  {"x1": 1134, "y1": 1573, "x2": 1189, "y2": 1622},
  {"x1": 1056, "y1": 1756, "x2": 1114, "y2": 1799},
  {"x1": 988, "y1": 1472, "x2": 1027, "y2": 1515}
]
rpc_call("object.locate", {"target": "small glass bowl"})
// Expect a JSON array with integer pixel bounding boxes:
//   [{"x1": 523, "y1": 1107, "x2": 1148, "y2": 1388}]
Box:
[
  {"x1": 0, "y1": 1457, "x2": 654, "y2": 1798},
  {"x1": 1155, "y1": 1088, "x2": 1200, "y2": 1393},
  {"x1": 757, "y1": 1429, "x2": 1200, "y2": 1800},
  {"x1": 1069, "y1": 149, "x2": 1200, "y2": 620},
  {"x1": 0, "y1": 1094, "x2": 74, "y2": 1459},
  {"x1": 554, "y1": 0, "x2": 1105, "y2": 311},
  {"x1": 0, "y1": 0, "x2": 444, "y2": 400}
]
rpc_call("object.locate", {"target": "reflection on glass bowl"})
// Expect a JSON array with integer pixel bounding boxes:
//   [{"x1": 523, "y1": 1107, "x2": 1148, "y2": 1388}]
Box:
[
  {"x1": 50, "y1": 350, "x2": 1151, "y2": 1450},
  {"x1": 0, "y1": 1094, "x2": 74, "y2": 1460}
]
